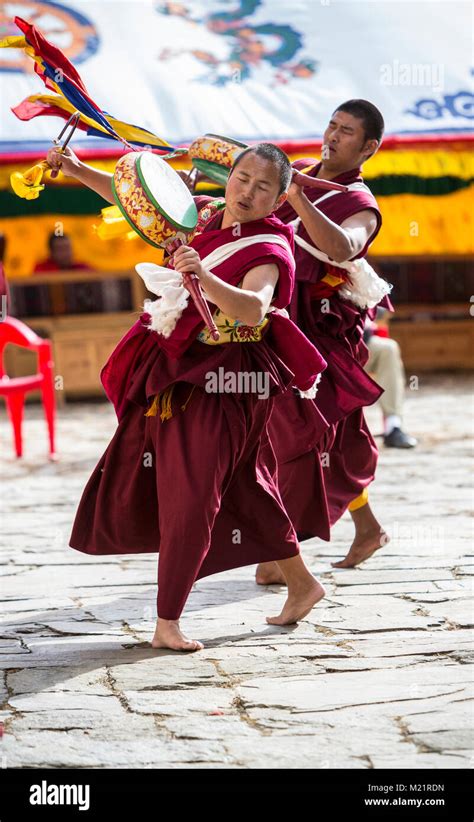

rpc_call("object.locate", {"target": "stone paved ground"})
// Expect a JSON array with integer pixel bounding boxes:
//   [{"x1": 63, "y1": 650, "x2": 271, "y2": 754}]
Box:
[{"x1": 0, "y1": 373, "x2": 472, "y2": 769}]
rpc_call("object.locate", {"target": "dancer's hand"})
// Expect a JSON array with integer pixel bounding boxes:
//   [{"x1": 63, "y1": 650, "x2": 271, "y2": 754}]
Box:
[
  {"x1": 176, "y1": 169, "x2": 208, "y2": 192},
  {"x1": 287, "y1": 169, "x2": 307, "y2": 206},
  {"x1": 46, "y1": 145, "x2": 80, "y2": 179},
  {"x1": 173, "y1": 246, "x2": 206, "y2": 282},
  {"x1": 176, "y1": 169, "x2": 196, "y2": 192}
]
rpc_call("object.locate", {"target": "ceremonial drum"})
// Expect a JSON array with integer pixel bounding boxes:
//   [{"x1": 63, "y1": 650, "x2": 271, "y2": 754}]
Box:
[
  {"x1": 188, "y1": 133, "x2": 248, "y2": 184},
  {"x1": 113, "y1": 150, "x2": 219, "y2": 340},
  {"x1": 113, "y1": 151, "x2": 198, "y2": 250}
]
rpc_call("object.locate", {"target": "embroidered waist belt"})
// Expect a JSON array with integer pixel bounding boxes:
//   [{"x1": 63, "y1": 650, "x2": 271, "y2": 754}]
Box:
[
  {"x1": 197, "y1": 308, "x2": 269, "y2": 344},
  {"x1": 144, "y1": 311, "x2": 271, "y2": 421}
]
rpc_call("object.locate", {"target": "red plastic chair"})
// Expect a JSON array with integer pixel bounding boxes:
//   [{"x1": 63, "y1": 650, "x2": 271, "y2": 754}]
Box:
[{"x1": 0, "y1": 316, "x2": 56, "y2": 459}]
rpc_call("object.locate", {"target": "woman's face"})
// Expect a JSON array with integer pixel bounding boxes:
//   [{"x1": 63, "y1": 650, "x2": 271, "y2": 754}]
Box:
[{"x1": 225, "y1": 152, "x2": 287, "y2": 224}]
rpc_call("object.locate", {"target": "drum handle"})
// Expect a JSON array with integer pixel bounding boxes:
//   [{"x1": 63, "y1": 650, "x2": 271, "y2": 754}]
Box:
[
  {"x1": 50, "y1": 111, "x2": 81, "y2": 179},
  {"x1": 291, "y1": 169, "x2": 348, "y2": 193},
  {"x1": 184, "y1": 167, "x2": 199, "y2": 190}
]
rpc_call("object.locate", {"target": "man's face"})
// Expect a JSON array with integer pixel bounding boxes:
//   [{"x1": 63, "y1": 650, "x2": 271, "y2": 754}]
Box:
[
  {"x1": 50, "y1": 236, "x2": 73, "y2": 268},
  {"x1": 322, "y1": 110, "x2": 378, "y2": 170},
  {"x1": 225, "y1": 152, "x2": 287, "y2": 224}
]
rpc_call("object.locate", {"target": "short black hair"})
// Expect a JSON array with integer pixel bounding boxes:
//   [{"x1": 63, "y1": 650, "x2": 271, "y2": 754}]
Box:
[
  {"x1": 231, "y1": 143, "x2": 292, "y2": 196},
  {"x1": 333, "y1": 99, "x2": 385, "y2": 144},
  {"x1": 48, "y1": 232, "x2": 70, "y2": 252}
]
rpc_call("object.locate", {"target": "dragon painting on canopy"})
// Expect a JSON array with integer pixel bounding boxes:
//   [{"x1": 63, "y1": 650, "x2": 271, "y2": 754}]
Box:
[{"x1": 156, "y1": 0, "x2": 317, "y2": 86}]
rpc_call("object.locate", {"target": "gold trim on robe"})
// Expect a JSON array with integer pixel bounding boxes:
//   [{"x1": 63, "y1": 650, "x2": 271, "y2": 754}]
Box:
[{"x1": 197, "y1": 307, "x2": 269, "y2": 345}]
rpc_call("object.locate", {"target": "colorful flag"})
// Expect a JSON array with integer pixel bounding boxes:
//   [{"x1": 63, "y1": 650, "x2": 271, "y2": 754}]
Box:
[{"x1": 0, "y1": 17, "x2": 176, "y2": 153}]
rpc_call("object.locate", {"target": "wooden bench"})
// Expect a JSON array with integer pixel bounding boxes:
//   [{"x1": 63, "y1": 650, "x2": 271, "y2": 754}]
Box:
[{"x1": 389, "y1": 303, "x2": 473, "y2": 371}]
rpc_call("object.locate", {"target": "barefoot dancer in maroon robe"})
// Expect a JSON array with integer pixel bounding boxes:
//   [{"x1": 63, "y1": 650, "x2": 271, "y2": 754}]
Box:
[
  {"x1": 47, "y1": 142, "x2": 327, "y2": 651},
  {"x1": 256, "y1": 100, "x2": 392, "y2": 585}
]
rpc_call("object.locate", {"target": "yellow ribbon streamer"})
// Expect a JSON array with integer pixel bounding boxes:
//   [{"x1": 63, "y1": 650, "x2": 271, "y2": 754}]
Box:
[
  {"x1": 10, "y1": 160, "x2": 50, "y2": 199},
  {"x1": 94, "y1": 205, "x2": 138, "y2": 241}
]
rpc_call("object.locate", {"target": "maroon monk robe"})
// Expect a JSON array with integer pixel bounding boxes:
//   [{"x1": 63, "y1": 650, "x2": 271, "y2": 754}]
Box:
[
  {"x1": 69, "y1": 205, "x2": 327, "y2": 620},
  {"x1": 269, "y1": 160, "x2": 391, "y2": 532}
]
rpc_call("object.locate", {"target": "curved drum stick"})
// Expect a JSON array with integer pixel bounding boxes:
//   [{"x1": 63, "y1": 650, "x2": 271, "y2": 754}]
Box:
[
  {"x1": 49, "y1": 111, "x2": 81, "y2": 179},
  {"x1": 182, "y1": 271, "x2": 220, "y2": 341},
  {"x1": 291, "y1": 169, "x2": 349, "y2": 193}
]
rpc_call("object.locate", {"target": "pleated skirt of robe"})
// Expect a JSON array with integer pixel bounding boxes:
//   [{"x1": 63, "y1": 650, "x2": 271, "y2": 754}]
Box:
[
  {"x1": 69, "y1": 336, "x2": 302, "y2": 590},
  {"x1": 268, "y1": 291, "x2": 382, "y2": 536}
]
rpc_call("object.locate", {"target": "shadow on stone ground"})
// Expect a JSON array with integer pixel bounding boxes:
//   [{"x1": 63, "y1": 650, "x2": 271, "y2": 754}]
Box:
[{"x1": 0, "y1": 372, "x2": 472, "y2": 768}]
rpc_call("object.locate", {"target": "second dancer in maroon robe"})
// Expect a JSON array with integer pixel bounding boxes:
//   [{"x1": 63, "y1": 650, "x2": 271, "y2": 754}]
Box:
[{"x1": 257, "y1": 99, "x2": 392, "y2": 584}]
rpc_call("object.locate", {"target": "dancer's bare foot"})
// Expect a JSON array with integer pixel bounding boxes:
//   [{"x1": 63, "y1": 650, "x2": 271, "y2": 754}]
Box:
[
  {"x1": 151, "y1": 618, "x2": 204, "y2": 651},
  {"x1": 255, "y1": 561, "x2": 287, "y2": 586},
  {"x1": 266, "y1": 577, "x2": 326, "y2": 625},
  {"x1": 331, "y1": 528, "x2": 389, "y2": 568}
]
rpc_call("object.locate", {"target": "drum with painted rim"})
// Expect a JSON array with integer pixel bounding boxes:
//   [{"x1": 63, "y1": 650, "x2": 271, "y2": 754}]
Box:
[
  {"x1": 113, "y1": 151, "x2": 198, "y2": 249},
  {"x1": 188, "y1": 133, "x2": 248, "y2": 185}
]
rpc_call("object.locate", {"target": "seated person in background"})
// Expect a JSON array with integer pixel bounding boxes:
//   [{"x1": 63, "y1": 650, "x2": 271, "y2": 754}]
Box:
[
  {"x1": 364, "y1": 307, "x2": 417, "y2": 449},
  {"x1": 0, "y1": 232, "x2": 10, "y2": 315},
  {"x1": 34, "y1": 232, "x2": 90, "y2": 273}
]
